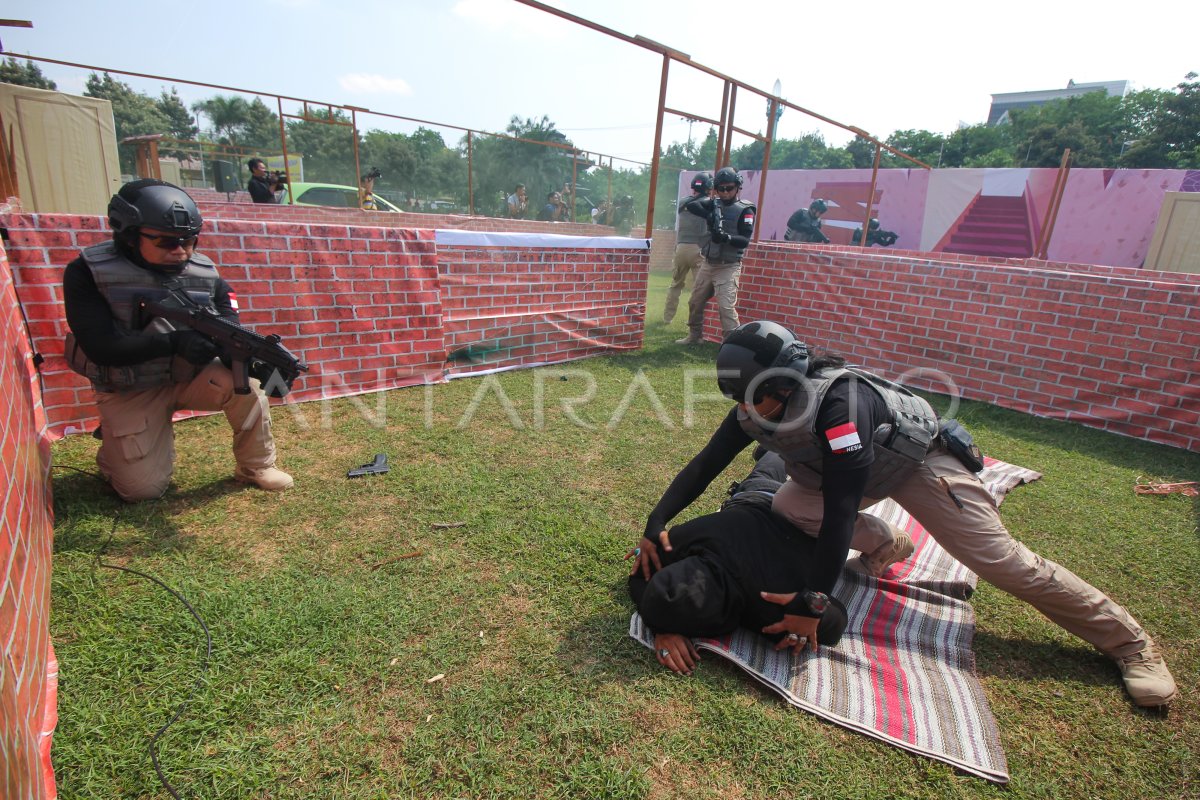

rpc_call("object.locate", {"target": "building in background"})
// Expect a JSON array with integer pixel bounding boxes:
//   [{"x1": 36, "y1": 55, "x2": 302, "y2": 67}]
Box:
[{"x1": 987, "y1": 79, "x2": 1130, "y2": 125}]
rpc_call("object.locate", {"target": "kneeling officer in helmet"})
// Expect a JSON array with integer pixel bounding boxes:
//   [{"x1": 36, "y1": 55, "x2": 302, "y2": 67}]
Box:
[
  {"x1": 631, "y1": 320, "x2": 1177, "y2": 708},
  {"x1": 784, "y1": 199, "x2": 830, "y2": 243},
  {"x1": 852, "y1": 218, "x2": 898, "y2": 247},
  {"x1": 676, "y1": 166, "x2": 756, "y2": 344},
  {"x1": 62, "y1": 179, "x2": 294, "y2": 502}
]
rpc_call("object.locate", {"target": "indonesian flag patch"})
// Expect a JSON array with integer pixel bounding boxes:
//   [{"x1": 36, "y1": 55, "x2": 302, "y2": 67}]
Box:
[
  {"x1": 228, "y1": 292, "x2": 240, "y2": 310},
  {"x1": 825, "y1": 421, "x2": 862, "y2": 453}
]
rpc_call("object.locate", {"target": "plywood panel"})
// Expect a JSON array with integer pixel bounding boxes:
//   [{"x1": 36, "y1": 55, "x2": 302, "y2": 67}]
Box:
[
  {"x1": 0, "y1": 84, "x2": 120, "y2": 214},
  {"x1": 1131, "y1": 191, "x2": 1200, "y2": 273}
]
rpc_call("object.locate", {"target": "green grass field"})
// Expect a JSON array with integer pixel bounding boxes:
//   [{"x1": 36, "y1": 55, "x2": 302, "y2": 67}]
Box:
[{"x1": 49, "y1": 271, "x2": 1199, "y2": 799}]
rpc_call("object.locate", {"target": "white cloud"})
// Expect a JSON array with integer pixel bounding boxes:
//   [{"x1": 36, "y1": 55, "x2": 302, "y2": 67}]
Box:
[{"x1": 337, "y1": 73, "x2": 413, "y2": 95}]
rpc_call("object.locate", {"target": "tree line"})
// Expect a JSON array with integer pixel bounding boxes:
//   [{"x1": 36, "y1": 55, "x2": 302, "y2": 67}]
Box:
[{"x1": 2, "y1": 57, "x2": 1196, "y2": 229}]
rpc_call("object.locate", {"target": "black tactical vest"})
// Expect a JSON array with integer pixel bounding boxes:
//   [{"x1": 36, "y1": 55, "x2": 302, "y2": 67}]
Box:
[
  {"x1": 64, "y1": 242, "x2": 222, "y2": 391},
  {"x1": 702, "y1": 199, "x2": 755, "y2": 265},
  {"x1": 737, "y1": 367, "x2": 939, "y2": 498},
  {"x1": 676, "y1": 195, "x2": 708, "y2": 245}
]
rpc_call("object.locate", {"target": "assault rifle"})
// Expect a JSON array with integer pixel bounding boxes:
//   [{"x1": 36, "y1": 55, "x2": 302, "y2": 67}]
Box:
[
  {"x1": 138, "y1": 280, "x2": 308, "y2": 398},
  {"x1": 710, "y1": 197, "x2": 726, "y2": 241},
  {"x1": 852, "y1": 228, "x2": 898, "y2": 247}
]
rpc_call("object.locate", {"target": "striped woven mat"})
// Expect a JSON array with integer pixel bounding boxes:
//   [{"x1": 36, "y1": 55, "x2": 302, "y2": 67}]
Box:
[{"x1": 630, "y1": 457, "x2": 1042, "y2": 783}]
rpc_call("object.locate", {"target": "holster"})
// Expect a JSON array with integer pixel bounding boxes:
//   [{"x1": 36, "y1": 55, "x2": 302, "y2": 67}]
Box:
[{"x1": 938, "y1": 419, "x2": 985, "y2": 472}]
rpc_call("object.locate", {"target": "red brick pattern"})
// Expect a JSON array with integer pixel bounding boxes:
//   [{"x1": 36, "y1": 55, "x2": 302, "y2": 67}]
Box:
[
  {"x1": 0, "y1": 240, "x2": 57, "y2": 800},
  {"x1": 730, "y1": 243, "x2": 1200, "y2": 451},
  {"x1": 438, "y1": 242, "x2": 646, "y2": 376},
  {"x1": 2, "y1": 214, "x2": 448, "y2": 436},
  {"x1": 0, "y1": 213, "x2": 651, "y2": 437}
]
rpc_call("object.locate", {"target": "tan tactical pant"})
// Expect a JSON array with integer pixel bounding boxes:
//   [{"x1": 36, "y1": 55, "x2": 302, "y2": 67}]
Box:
[
  {"x1": 95, "y1": 362, "x2": 276, "y2": 502},
  {"x1": 663, "y1": 243, "x2": 702, "y2": 323},
  {"x1": 772, "y1": 444, "x2": 1148, "y2": 658},
  {"x1": 684, "y1": 258, "x2": 742, "y2": 338}
]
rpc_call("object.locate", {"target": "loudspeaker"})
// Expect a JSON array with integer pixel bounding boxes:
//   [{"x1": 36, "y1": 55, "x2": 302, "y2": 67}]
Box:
[{"x1": 212, "y1": 160, "x2": 240, "y2": 193}]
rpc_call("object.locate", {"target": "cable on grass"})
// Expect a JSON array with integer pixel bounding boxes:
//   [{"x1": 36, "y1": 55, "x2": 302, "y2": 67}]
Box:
[{"x1": 52, "y1": 463, "x2": 213, "y2": 799}]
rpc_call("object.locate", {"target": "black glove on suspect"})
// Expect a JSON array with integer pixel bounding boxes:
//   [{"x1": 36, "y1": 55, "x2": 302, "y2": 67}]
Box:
[{"x1": 170, "y1": 329, "x2": 221, "y2": 365}]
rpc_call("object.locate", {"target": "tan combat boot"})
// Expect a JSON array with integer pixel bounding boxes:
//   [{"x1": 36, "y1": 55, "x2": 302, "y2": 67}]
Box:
[
  {"x1": 860, "y1": 532, "x2": 915, "y2": 578},
  {"x1": 1116, "y1": 641, "x2": 1178, "y2": 707},
  {"x1": 234, "y1": 465, "x2": 295, "y2": 491}
]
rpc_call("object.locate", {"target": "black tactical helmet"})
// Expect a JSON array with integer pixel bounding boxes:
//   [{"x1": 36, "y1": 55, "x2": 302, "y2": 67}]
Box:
[
  {"x1": 809, "y1": 198, "x2": 828, "y2": 214},
  {"x1": 714, "y1": 166, "x2": 742, "y2": 189},
  {"x1": 716, "y1": 320, "x2": 809, "y2": 403},
  {"x1": 868, "y1": 218, "x2": 880, "y2": 230},
  {"x1": 690, "y1": 171, "x2": 714, "y2": 194},
  {"x1": 108, "y1": 179, "x2": 202, "y2": 237}
]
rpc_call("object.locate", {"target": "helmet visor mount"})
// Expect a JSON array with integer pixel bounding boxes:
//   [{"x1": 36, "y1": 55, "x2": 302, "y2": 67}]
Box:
[{"x1": 168, "y1": 203, "x2": 198, "y2": 234}]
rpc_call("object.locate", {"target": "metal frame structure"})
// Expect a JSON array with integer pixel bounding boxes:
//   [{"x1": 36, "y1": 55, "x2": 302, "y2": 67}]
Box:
[
  {"x1": 0, "y1": 51, "x2": 645, "y2": 219},
  {"x1": 2, "y1": 37, "x2": 1075, "y2": 249},
  {"x1": 1035, "y1": 149, "x2": 1072, "y2": 259},
  {"x1": 513, "y1": 0, "x2": 932, "y2": 240}
]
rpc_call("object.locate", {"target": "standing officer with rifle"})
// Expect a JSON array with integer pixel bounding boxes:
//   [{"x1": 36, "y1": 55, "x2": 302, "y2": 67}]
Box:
[
  {"x1": 662, "y1": 171, "x2": 712, "y2": 324},
  {"x1": 676, "y1": 166, "x2": 756, "y2": 344},
  {"x1": 62, "y1": 179, "x2": 300, "y2": 501}
]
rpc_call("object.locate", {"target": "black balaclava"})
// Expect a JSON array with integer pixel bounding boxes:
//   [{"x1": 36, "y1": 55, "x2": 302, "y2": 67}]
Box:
[{"x1": 638, "y1": 556, "x2": 742, "y2": 638}]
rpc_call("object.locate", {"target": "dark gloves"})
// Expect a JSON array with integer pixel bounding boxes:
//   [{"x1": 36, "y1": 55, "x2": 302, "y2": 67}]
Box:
[
  {"x1": 711, "y1": 231, "x2": 732, "y2": 244},
  {"x1": 170, "y1": 329, "x2": 221, "y2": 365}
]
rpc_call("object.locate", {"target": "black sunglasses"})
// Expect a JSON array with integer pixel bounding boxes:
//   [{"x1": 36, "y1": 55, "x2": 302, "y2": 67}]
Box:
[
  {"x1": 140, "y1": 232, "x2": 198, "y2": 250},
  {"x1": 716, "y1": 184, "x2": 738, "y2": 192}
]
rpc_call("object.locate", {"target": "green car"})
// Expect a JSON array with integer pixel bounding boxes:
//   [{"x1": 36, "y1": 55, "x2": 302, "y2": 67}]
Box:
[{"x1": 278, "y1": 182, "x2": 403, "y2": 212}]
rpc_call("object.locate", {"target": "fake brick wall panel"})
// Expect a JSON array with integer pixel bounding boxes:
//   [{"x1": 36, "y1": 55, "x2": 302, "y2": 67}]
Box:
[
  {"x1": 438, "y1": 243, "x2": 646, "y2": 377},
  {"x1": 0, "y1": 213, "x2": 649, "y2": 437},
  {"x1": 0, "y1": 240, "x2": 57, "y2": 800},
  {"x1": 730, "y1": 243, "x2": 1200, "y2": 450},
  {"x1": 0, "y1": 214, "x2": 447, "y2": 436}
]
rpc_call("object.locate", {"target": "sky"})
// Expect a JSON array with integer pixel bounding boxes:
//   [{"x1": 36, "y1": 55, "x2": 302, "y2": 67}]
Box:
[{"x1": 2, "y1": 0, "x2": 1194, "y2": 167}]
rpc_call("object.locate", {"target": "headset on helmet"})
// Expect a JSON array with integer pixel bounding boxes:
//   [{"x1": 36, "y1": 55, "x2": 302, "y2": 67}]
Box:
[
  {"x1": 108, "y1": 179, "x2": 203, "y2": 237},
  {"x1": 690, "y1": 171, "x2": 714, "y2": 194},
  {"x1": 809, "y1": 198, "x2": 827, "y2": 214},
  {"x1": 715, "y1": 320, "x2": 809, "y2": 404},
  {"x1": 714, "y1": 166, "x2": 742, "y2": 188}
]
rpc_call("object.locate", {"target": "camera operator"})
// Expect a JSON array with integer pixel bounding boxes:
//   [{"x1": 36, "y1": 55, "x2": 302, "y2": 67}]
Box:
[
  {"x1": 506, "y1": 184, "x2": 529, "y2": 219},
  {"x1": 359, "y1": 167, "x2": 383, "y2": 211},
  {"x1": 247, "y1": 158, "x2": 282, "y2": 204},
  {"x1": 852, "y1": 218, "x2": 899, "y2": 247},
  {"x1": 538, "y1": 191, "x2": 565, "y2": 222}
]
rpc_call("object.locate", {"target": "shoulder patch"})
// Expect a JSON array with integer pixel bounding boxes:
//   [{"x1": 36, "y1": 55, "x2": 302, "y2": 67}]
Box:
[{"x1": 824, "y1": 421, "x2": 862, "y2": 453}]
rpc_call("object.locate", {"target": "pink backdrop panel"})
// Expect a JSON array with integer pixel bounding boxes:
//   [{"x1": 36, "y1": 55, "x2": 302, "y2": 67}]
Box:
[{"x1": 1049, "y1": 169, "x2": 1186, "y2": 268}]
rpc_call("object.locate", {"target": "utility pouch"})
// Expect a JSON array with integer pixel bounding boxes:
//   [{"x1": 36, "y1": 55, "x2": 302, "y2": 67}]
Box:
[
  {"x1": 939, "y1": 419, "x2": 985, "y2": 473},
  {"x1": 877, "y1": 413, "x2": 935, "y2": 462}
]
